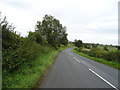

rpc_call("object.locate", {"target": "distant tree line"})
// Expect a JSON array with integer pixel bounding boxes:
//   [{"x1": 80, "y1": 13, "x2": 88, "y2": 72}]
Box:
[{"x1": 73, "y1": 39, "x2": 120, "y2": 63}]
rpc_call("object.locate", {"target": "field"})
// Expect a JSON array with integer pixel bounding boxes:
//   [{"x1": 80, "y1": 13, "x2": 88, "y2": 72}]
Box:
[{"x1": 73, "y1": 44, "x2": 120, "y2": 70}]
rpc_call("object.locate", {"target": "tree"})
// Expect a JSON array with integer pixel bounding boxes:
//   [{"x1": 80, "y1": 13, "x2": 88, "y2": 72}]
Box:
[
  {"x1": 59, "y1": 26, "x2": 68, "y2": 45},
  {"x1": 35, "y1": 14, "x2": 68, "y2": 48},
  {"x1": 91, "y1": 44, "x2": 98, "y2": 48},
  {"x1": 1, "y1": 15, "x2": 21, "y2": 50},
  {"x1": 74, "y1": 39, "x2": 83, "y2": 48},
  {"x1": 28, "y1": 31, "x2": 46, "y2": 45}
]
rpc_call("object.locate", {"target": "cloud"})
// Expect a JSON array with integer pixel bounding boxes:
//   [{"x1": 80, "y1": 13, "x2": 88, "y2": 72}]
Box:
[{"x1": 0, "y1": 0, "x2": 119, "y2": 45}]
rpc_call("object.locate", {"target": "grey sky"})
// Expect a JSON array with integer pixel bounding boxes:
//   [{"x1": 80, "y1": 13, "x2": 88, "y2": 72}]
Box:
[{"x1": 0, "y1": 0, "x2": 119, "y2": 45}]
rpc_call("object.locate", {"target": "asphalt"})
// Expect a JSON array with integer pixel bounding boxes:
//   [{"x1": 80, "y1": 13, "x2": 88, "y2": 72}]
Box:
[{"x1": 40, "y1": 48, "x2": 119, "y2": 89}]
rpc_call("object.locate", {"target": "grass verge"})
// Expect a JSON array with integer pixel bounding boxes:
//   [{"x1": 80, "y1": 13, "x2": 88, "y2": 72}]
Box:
[
  {"x1": 3, "y1": 46, "x2": 70, "y2": 88},
  {"x1": 73, "y1": 49, "x2": 120, "y2": 70}
]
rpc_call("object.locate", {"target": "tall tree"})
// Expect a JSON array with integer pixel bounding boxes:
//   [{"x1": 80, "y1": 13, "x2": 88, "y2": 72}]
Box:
[
  {"x1": 74, "y1": 39, "x2": 83, "y2": 48},
  {"x1": 35, "y1": 14, "x2": 68, "y2": 48}
]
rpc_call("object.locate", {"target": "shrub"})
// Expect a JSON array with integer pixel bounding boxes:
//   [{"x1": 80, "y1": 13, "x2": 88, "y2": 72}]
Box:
[
  {"x1": 74, "y1": 39, "x2": 83, "y2": 48},
  {"x1": 88, "y1": 48, "x2": 107, "y2": 58},
  {"x1": 84, "y1": 44, "x2": 91, "y2": 49},
  {"x1": 74, "y1": 47, "x2": 82, "y2": 52},
  {"x1": 104, "y1": 46, "x2": 109, "y2": 51},
  {"x1": 81, "y1": 48, "x2": 90, "y2": 54},
  {"x1": 103, "y1": 50, "x2": 120, "y2": 62},
  {"x1": 2, "y1": 39, "x2": 52, "y2": 73}
]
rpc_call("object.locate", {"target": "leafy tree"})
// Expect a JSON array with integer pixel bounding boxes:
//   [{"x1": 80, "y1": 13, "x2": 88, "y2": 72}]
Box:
[
  {"x1": 59, "y1": 26, "x2": 68, "y2": 45},
  {"x1": 91, "y1": 44, "x2": 98, "y2": 48},
  {"x1": 84, "y1": 44, "x2": 91, "y2": 49},
  {"x1": 28, "y1": 31, "x2": 47, "y2": 45},
  {"x1": 1, "y1": 13, "x2": 68, "y2": 73},
  {"x1": 35, "y1": 14, "x2": 68, "y2": 48},
  {"x1": 74, "y1": 39, "x2": 83, "y2": 48},
  {"x1": 1, "y1": 16, "x2": 21, "y2": 50}
]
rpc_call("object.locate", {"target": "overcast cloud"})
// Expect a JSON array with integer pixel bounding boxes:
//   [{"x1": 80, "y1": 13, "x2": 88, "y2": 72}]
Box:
[{"x1": 0, "y1": 0, "x2": 119, "y2": 45}]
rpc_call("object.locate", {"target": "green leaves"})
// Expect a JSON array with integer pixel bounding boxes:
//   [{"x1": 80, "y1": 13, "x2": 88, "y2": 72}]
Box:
[
  {"x1": 74, "y1": 39, "x2": 83, "y2": 48},
  {"x1": 36, "y1": 14, "x2": 68, "y2": 49},
  {"x1": 1, "y1": 14, "x2": 68, "y2": 87}
]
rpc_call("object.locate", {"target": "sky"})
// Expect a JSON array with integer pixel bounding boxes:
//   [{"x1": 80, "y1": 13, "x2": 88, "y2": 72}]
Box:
[{"x1": 0, "y1": 0, "x2": 119, "y2": 45}]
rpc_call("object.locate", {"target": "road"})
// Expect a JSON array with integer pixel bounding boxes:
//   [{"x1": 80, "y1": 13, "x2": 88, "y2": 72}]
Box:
[{"x1": 40, "y1": 48, "x2": 119, "y2": 89}]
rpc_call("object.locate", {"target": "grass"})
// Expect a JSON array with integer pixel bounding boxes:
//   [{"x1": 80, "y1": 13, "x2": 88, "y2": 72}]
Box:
[
  {"x1": 73, "y1": 49, "x2": 120, "y2": 70},
  {"x1": 3, "y1": 45, "x2": 70, "y2": 88}
]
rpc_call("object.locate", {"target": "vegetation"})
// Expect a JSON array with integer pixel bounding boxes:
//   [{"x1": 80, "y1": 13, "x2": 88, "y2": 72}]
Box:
[
  {"x1": 73, "y1": 42, "x2": 120, "y2": 69},
  {"x1": 73, "y1": 49, "x2": 120, "y2": 69},
  {"x1": 1, "y1": 13, "x2": 69, "y2": 88},
  {"x1": 3, "y1": 46, "x2": 69, "y2": 88},
  {"x1": 36, "y1": 15, "x2": 68, "y2": 49},
  {"x1": 73, "y1": 39, "x2": 83, "y2": 48}
]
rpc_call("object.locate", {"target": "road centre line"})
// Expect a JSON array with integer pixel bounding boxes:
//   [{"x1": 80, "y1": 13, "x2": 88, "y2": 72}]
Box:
[
  {"x1": 73, "y1": 57, "x2": 80, "y2": 63},
  {"x1": 89, "y1": 69, "x2": 118, "y2": 90}
]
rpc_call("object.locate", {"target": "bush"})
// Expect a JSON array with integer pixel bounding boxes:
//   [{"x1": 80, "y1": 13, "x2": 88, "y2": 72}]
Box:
[
  {"x1": 84, "y1": 44, "x2": 91, "y2": 49},
  {"x1": 103, "y1": 50, "x2": 120, "y2": 62},
  {"x1": 74, "y1": 39, "x2": 83, "y2": 48},
  {"x1": 2, "y1": 40, "x2": 52, "y2": 73},
  {"x1": 88, "y1": 48, "x2": 107, "y2": 58},
  {"x1": 81, "y1": 48, "x2": 90, "y2": 54},
  {"x1": 104, "y1": 46, "x2": 109, "y2": 51},
  {"x1": 74, "y1": 47, "x2": 82, "y2": 52},
  {"x1": 1, "y1": 16, "x2": 53, "y2": 73}
]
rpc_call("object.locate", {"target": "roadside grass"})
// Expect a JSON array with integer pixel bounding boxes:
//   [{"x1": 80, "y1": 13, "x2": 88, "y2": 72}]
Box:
[
  {"x1": 3, "y1": 46, "x2": 70, "y2": 88},
  {"x1": 73, "y1": 49, "x2": 120, "y2": 70}
]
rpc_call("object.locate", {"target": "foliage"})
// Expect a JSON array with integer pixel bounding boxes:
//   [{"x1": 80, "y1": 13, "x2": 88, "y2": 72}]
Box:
[
  {"x1": 74, "y1": 45, "x2": 120, "y2": 64},
  {"x1": 1, "y1": 14, "x2": 67, "y2": 74},
  {"x1": 74, "y1": 47, "x2": 82, "y2": 52},
  {"x1": 103, "y1": 46, "x2": 109, "y2": 51},
  {"x1": 88, "y1": 48, "x2": 107, "y2": 58},
  {"x1": 91, "y1": 44, "x2": 98, "y2": 48},
  {"x1": 28, "y1": 31, "x2": 47, "y2": 45},
  {"x1": 73, "y1": 39, "x2": 83, "y2": 48},
  {"x1": 102, "y1": 50, "x2": 120, "y2": 62},
  {"x1": 3, "y1": 40, "x2": 52, "y2": 73},
  {"x1": 35, "y1": 14, "x2": 68, "y2": 49},
  {"x1": 81, "y1": 48, "x2": 90, "y2": 53},
  {"x1": 73, "y1": 49, "x2": 120, "y2": 70},
  {"x1": 1, "y1": 13, "x2": 69, "y2": 88},
  {"x1": 2, "y1": 44, "x2": 70, "y2": 88},
  {"x1": 84, "y1": 44, "x2": 91, "y2": 49},
  {"x1": 118, "y1": 46, "x2": 120, "y2": 50}
]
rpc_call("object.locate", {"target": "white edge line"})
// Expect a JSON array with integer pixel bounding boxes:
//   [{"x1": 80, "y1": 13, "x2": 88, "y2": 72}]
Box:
[
  {"x1": 73, "y1": 57, "x2": 80, "y2": 63},
  {"x1": 89, "y1": 69, "x2": 118, "y2": 90}
]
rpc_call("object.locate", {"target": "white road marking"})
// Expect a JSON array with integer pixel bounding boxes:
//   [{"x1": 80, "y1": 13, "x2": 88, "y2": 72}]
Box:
[
  {"x1": 89, "y1": 69, "x2": 118, "y2": 90},
  {"x1": 73, "y1": 57, "x2": 80, "y2": 63}
]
